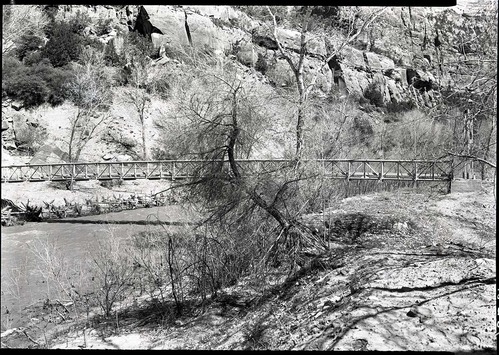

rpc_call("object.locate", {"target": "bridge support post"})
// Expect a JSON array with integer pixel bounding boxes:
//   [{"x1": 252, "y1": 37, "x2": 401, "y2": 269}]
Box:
[{"x1": 69, "y1": 164, "x2": 75, "y2": 191}]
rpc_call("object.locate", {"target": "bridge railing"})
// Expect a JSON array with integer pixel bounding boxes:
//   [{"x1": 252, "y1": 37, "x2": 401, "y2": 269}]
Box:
[{"x1": 1, "y1": 159, "x2": 454, "y2": 183}]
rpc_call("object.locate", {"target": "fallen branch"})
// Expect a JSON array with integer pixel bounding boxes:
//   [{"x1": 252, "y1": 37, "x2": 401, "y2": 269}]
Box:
[
  {"x1": 22, "y1": 329, "x2": 40, "y2": 346},
  {"x1": 55, "y1": 299, "x2": 71, "y2": 314},
  {"x1": 370, "y1": 276, "x2": 496, "y2": 293}
]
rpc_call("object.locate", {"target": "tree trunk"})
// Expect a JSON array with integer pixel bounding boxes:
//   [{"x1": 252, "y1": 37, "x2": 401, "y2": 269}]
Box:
[
  {"x1": 141, "y1": 121, "x2": 147, "y2": 160},
  {"x1": 481, "y1": 118, "x2": 495, "y2": 179},
  {"x1": 295, "y1": 73, "x2": 306, "y2": 161},
  {"x1": 68, "y1": 110, "x2": 83, "y2": 162}
]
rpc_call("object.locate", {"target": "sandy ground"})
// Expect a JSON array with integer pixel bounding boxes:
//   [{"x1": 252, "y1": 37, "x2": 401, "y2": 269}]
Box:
[{"x1": 1, "y1": 183, "x2": 495, "y2": 351}]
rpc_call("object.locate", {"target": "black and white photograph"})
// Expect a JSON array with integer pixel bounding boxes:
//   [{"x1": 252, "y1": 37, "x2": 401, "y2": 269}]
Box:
[{"x1": 1, "y1": 2, "x2": 497, "y2": 350}]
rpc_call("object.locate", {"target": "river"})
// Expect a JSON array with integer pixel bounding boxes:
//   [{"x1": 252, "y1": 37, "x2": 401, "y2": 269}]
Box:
[{"x1": 1, "y1": 204, "x2": 199, "y2": 333}]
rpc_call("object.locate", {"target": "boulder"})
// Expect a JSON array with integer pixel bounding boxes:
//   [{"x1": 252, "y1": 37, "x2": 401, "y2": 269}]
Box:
[
  {"x1": 364, "y1": 52, "x2": 382, "y2": 71},
  {"x1": 341, "y1": 67, "x2": 370, "y2": 97},
  {"x1": 266, "y1": 57, "x2": 295, "y2": 88},
  {"x1": 252, "y1": 26, "x2": 326, "y2": 57},
  {"x1": 12, "y1": 113, "x2": 30, "y2": 137},
  {"x1": 144, "y1": 5, "x2": 230, "y2": 56},
  {"x1": 372, "y1": 73, "x2": 391, "y2": 103},
  {"x1": 303, "y1": 57, "x2": 332, "y2": 94},
  {"x1": 386, "y1": 79, "x2": 404, "y2": 103},
  {"x1": 399, "y1": 68, "x2": 409, "y2": 86},
  {"x1": 378, "y1": 54, "x2": 395, "y2": 71},
  {"x1": 3, "y1": 141, "x2": 17, "y2": 150},
  {"x1": 186, "y1": 5, "x2": 239, "y2": 22},
  {"x1": 341, "y1": 46, "x2": 366, "y2": 70},
  {"x1": 11, "y1": 101, "x2": 24, "y2": 111}
]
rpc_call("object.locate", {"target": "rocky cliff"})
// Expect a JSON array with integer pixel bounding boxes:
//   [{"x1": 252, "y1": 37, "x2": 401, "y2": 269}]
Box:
[{"x1": 1, "y1": 2, "x2": 496, "y2": 162}]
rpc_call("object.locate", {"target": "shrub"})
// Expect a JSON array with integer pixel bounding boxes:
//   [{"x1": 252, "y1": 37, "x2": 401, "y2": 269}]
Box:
[
  {"x1": 1, "y1": 55, "x2": 24, "y2": 81},
  {"x1": 96, "y1": 16, "x2": 114, "y2": 36},
  {"x1": 353, "y1": 114, "x2": 374, "y2": 143},
  {"x1": 100, "y1": 179, "x2": 123, "y2": 189},
  {"x1": 15, "y1": 121, "x2": 47, "y2": 155},
  {"x1": 43, "y1": 21, "x2": 82, "y2": 67},
  {"x1": 2, "y1": 56, "x2": 74, "y2": 107},
  {"x1": 104, "y1": 39, "x2": 122, "y2": 67},
  {"x1": 363, "y1": 82, "x2": 384, "y2": 107},
  {"x1": 67, "y1": 10, "x2": 92, "y2": 35},
  {"x1": 15, "y1": 34, "x2": 45, "y2": 61},
  {"x1": 123, "y1": 31, "x2": 156, "y2": 60},
  {"x1": 23, "y1": 51, "x2": 44, "y2": 66},
  {"x1": 44, "y1": 67, "x2": 74, "y2": 106},
  {"x1": 26, "y1": 59, "x2": 73, "y2": 106},
  {"x1": 151, "y1": 148, "x2": 177, "y2": 160},
  {"x1": 89, "y1": 236, "x2": 136, "y2": 318},
  {"x1": 211, "y1": 17, "x2": 229, "y2": 29},
  {"x1": 385, "y1": 100, "x2": 415, "y2": 114},
  {"x1": 4, "y1": 71, "x2": 49, "y2": 108},
  {"x1": 255, "y1": 53, "x2": 268, "y2": 74},
  {"x1": 80, "y1": 36, "x2": 105, "y2": 53}
]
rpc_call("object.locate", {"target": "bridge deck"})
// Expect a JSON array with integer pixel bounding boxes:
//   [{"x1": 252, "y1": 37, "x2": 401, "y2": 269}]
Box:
[{"x1": 1, "y1": 159, "x2": 453, "y2": 183}]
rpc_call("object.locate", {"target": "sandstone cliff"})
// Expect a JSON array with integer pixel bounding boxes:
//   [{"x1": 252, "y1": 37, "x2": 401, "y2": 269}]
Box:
[{"x1": 1, "y1": 2, "x2": 496, "y2": 162}]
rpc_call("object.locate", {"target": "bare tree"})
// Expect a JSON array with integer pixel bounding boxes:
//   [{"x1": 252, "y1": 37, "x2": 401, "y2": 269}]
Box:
[
  {"x1": 65, "y1": 48, "x2": 113, "y2": 162},
  {"x1": 430, "y1": 2, "x2": 497, "y2": 179},
  {"x1": 171, "y1": 70, "x2": 328, "y2": 271},
  {"x1": 121, "y1": 58, "x2": 152, "y2": 160},
  {"x1": 266, "y1": 6, "x2": 387, "y2": 160},
  {"x1": 2, "y1": 5, "x2": 49, "y2": 55}
]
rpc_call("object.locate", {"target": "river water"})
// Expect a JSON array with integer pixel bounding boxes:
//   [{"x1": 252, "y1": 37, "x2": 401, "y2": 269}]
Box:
[{"x1": 1, "y1": 204, "x2": 199, "y2": 333}]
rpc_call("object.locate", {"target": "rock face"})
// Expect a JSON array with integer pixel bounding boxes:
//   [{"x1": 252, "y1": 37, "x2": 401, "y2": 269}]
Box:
[
  {"x1": 131, "y1": 5, "x2": 465, "y2": 107},
  {"x1": 51, "y1": 4, "x2": 489, "y2": 109},
  {"x1": 3, "y1": 4, "x2": 493, "y2": 160}
]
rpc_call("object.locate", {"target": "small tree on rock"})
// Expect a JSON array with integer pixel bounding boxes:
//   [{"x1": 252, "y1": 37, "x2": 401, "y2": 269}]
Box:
[{"x1": 65, "y1": 47, "x2": 113, "y2": 163}]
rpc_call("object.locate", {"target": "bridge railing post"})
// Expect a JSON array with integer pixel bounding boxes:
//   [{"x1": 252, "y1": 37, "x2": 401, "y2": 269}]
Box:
[{"x1": 413, "y1": 161, "x2": 418, "y2": 187}]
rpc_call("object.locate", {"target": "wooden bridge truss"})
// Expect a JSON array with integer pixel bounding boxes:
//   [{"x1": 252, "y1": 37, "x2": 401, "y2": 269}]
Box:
[{"x1": 1, "y1": 159, "x2": 455, "y2": 183}]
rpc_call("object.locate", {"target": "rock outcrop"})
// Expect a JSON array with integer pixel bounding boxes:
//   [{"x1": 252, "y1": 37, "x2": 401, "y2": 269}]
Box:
[
  {"x1": 2, "y1": 3, "x2": 494, "y2": 160},
  {"x1": 47, "y1": 4, "x2": 490, "y2": 109}
]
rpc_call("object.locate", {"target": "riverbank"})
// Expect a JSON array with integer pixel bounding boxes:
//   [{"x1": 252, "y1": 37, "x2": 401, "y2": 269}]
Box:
[
  {"x1": 1, "y1": 179, "x2": 175, "y2": 209},
  {"x1": 1, "y1": 184, "x2": 495, "y2": 351}
]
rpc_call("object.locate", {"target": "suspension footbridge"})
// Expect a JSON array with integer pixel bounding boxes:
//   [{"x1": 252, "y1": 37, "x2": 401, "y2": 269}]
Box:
[{"x1": 1, "y1": 159, "x2": 461, "y2": 183}]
